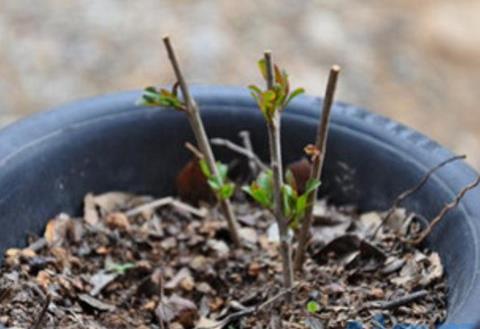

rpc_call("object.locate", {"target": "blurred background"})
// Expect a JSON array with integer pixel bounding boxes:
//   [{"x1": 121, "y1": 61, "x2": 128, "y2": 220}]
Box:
[{"x1": 1, "y1": 0, "x2": 479, "y2": 168}]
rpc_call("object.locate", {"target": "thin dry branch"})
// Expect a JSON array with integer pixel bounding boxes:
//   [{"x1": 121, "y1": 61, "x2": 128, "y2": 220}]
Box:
[
  {"x1": 210, "y1": 137, "x2": 268, "y2": 172},
  {"x1": 162, "y1": 36, "x2": 242, "y2": 247},
  {"x1": 371, "y1": 154, "x2": 466, "y2": 238},
  {"x1": 30, "y1": 294, "x2": 51, "y2": 329},
  {"x1": 185, "y1": 142, "x2": 204, "y2": 160},
  {"x1": 239, "y1": 131, "x2": 259, "y2": 175},
  {"x1": 294, "y1": 65, "x2": 341, "y2": 272},
  {"x1": 411, "y1": 175, "x2": 480, "y2": 245},
  {"x1": 125, "y1": 196, "x2": 208, "y2": 218}
]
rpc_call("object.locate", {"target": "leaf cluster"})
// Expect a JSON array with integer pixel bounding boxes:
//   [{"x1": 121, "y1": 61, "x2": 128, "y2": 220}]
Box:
[
  {"x1": 138, "y1": 84, "x2": 186, "y2": 111},
  {"x1": 243, "y1": 170, "x2": 320, "y2": 229},
  {"x1": 199, "y1": 159, "x2": 235, "y2": 201},
  {"x1": 248, "y1": 59, "x2": 305, "y2": 122}
]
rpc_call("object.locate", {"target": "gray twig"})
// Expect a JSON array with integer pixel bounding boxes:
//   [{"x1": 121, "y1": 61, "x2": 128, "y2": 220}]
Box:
[{"x1": 210, "y1": 137, "x2": 268, "y2": 172}]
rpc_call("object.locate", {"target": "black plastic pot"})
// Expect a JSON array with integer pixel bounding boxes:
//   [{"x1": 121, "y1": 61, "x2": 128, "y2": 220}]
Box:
[{"x1": 0, "y1": 86, "x2": 478, "y2": 326}]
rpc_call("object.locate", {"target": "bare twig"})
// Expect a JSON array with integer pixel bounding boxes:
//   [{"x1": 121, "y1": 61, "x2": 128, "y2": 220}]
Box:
[
  {"x1": 411, "y1": 175, "x2": 480, "y2": 245},
  {"x1": 162, "y1": 36, "x2": 242, "y2": 247},
  {"x1": 263, "y1": 51, "x2": 294, "y2": 297},
  {"x1": 239, "y1": 130, "x2": 259, "y2": 175},
  {"x1": 371, "y1": 154, "x2": 466, "y2": 238},
  {"x1": 197, "y1": 283, "x2": 300, "y2": 329},
  {"x1": 294, "y1": 65, "x2": 341, "y2": 272},
  {"x1": 30, "y1": 294, "x2": 51, "y2": 329},
  {"x1": 210, "y1": 137, "x2": 268, "y2": 172},
  {"x1": 125, "y1": 196, "x2": 207, "y2": 218},
  {"x1": 373, "y1": 290, "x2": 428, "y2": 310},
  {"x1": 185, "y1": 142, "x2": 204, "y2": 160}
]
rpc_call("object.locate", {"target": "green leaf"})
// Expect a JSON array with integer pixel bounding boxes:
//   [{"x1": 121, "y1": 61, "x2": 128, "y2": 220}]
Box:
[
  {"x1": 243, "y1": 184, "x2": 272, "y2": 209},
  {"x1": 216, "y1": 162, "x2": 228, "y2": 182},
  {"x1": 284, "y1": 169, "x2": 297, "y2": 192},
  {"x1": 295, "y1": 194, "x2": 308, "y2": 218},
  {"x1": 199, "y1": 159, "x2": 211, "y2": 178},
  {"x1": 306, "y1": 300, "x2": 320, "y2": 314},
  {"x1": 106, "y1": 262, "x2": 136, "y2": 275},
  {"x1": 281, "y1": 184, "x2": 295, "y2": 219},
  {"x1": 248, "y1": 84, "x2": 262, "y2": 95},
  {"x1": 258, "y1": 59, "x2": 267, "y2": 80},
  {"x1": 207, "y1": 178, "x2": 221, "y2": 191},
  {"x1": 304, "y1": 178, "x2": 321, "y2": 195},
  {"x1": 256, "y1": 170, "x2": 273, "y2": 194},
  {"x1": 286, "y1": 87, "x2": 305, "y2": 106},
  {"x1": 218, "y1": 183, "x2": 235, "y2": 200}
]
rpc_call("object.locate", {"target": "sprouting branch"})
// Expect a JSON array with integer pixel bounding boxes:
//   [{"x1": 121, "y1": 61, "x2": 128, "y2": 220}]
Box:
[
  {"x1": 210, "y1": 137, "x2": 268, "y2": 172},
  {"x1": 411, "y1": 175, "x2": 480, "y2": 245},
  {"x1": 293, "y1": 65, "x2": 340, "y2": 272},
  {"x1": 264, "y1": 51, "x2": 294, "y2": 296},
  {"x1": 162, "y1": 36, "x2": 242, "y2": 247},
  {"x1": 371, "y1": 154, "x2": 466, "y2": 238}
]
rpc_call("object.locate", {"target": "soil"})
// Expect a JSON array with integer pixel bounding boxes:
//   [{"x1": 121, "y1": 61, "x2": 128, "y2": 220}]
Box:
[{"x1": 0, "y1": 189, "x2": 446, "y2": 329}]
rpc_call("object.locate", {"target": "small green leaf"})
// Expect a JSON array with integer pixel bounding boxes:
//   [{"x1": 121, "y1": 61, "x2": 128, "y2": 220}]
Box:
[
  {"x1": 218, "y1": 183, "x2": 235, "y2": 200},
  {"x1": 258, "y1": 59, "x2": 267, "y2": 80},
  {"x1": 285, "y1": 169, "x2": 297, "y2": 192},
  {"x1": 199, "y1": 159, "x2": 211, "y2": 178},
  {"x1": 304, "y1": 178, "x2": 321, "y2": 195},
  {"x1": 106, "y1": 262, "x2": 136, "y2": 275},
  {"x1": 243, "y1": 184, "x2": 272, "y2": 209},
  {"x1": 216, "y1": 162, "x2": 228, "y2": 182},
  {"x1": 306, "y1": 300, "x2": 320, "y2": 314},
  {"x1": 286, "y1": 87, "x2": 305, "y2": 106},
  {"x1": 207, "y1": 178, "x2": 221, "y2": 191}
]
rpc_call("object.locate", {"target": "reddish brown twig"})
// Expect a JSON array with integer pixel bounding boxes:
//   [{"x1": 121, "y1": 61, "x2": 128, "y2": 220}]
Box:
[
  {"x1": 411, "y1": 175, "x2": 480, "y2": 245},
  {"x1": 294, "y1": 65, "x2": 341, "y2": 272},
  {"x1": 371, "y1": 154, "x2": 466, "y2": 238}
]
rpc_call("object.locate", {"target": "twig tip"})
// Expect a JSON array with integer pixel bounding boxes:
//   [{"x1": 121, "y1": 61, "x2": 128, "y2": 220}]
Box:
[{"x1": 331, "y1": 64, "x2": 341, "y2": 73}]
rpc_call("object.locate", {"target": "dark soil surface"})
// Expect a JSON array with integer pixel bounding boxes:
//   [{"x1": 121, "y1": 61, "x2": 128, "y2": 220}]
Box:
[{"x1": 0, "y1": 190, "x2": 446, "y2": 329}]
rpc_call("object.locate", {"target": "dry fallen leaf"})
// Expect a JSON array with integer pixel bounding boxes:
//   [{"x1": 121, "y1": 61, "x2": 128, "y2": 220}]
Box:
[
  {"x1": 156, "y1": 294, "x2": 198, "y2": 328},
  {"x1": 83, "y1": 193, "x2": 99, "y2": 226},
  {"x1": 105, "y1": 212, "x2": 130, "y2": 231},
  {"x1": 196, "y1": 316, "x2": 221, "y2": 329}
]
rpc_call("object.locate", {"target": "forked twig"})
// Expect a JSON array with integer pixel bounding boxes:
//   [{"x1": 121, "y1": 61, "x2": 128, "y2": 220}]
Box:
[
  {"x1": 371, "y1": 154, "x2": 466, "y2": 238},
  {"x1": 411, "y1": 175, "x2": 480, "y2": 245},
  {"x1": 210, "y1": 137, "x2": 268, "y2": 172}
]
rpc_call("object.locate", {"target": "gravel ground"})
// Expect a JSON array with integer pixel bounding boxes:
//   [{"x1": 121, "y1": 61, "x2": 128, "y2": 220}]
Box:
[{"x1": 1, "y1": 0, "x2": 480, "y2": 168}]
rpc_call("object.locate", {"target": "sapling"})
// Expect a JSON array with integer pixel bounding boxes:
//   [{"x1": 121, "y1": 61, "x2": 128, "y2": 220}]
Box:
[
  {"x1": 244, "y1": 51, "x2": 317, "y2": 293},
  {"x1": 139, "y1": 36, "x2": 242, "y2": 247},
  {"x1": 294, "y1": 66, "x2": 340, "y2": 272}
]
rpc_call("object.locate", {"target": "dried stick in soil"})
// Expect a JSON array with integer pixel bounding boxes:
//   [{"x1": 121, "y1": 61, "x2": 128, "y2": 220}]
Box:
[
  {"x1": 263, "y1": 51, "x2": 294, "y2": 297},
  {"x1": 371, "y1": 154, "x2": 466, "y2": 238},
  {"x1": 162, "y1": 36, "x2": 242, "y2": 247},
  {"x1": 411, "y1": 175, "x2": 480, "y2": 245},
  {"x1": 239, "y1": 130, "x2": 260, "y2": 175},
  {"x1": 293, "y1": 65, "x2": 340, "y2": 272},
  {"x1": 30, "y1": 294, "x2": 51, "y2": 329}
]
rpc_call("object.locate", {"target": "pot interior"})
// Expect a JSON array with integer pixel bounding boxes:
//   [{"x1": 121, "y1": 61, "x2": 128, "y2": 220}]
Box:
[{"x1": 0, "y1": 89, "x2": 478, "y2": 324}]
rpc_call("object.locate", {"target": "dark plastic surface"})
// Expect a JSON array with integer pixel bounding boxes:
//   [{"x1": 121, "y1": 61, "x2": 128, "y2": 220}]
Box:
[{"x1": 0, "y1": 86, "x2": 479, "y2": 326}]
